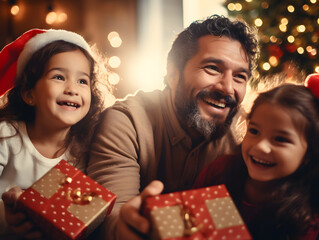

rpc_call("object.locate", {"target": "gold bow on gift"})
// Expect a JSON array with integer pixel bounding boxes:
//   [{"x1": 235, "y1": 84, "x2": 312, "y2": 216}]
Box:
[
  {"x1": 60, "y1": 176, "x2": 95, "y2": 204},
  {"x1": 181, "y1": 208, "x2": 202, "y2": 236}
]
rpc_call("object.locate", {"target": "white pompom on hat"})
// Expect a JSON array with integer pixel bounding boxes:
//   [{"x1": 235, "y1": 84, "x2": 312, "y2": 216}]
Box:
[{"x1": 0, "y1": 29, "x2": 92, "y2": 96}]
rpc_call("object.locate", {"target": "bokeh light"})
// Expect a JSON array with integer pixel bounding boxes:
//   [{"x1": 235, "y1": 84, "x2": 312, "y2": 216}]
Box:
[
  {"x1": 108, "y1": 72, "x2": 120, "y2": 85},
  {"x1": 108, "y1": 56, "x2": 121, "y2": 68},
  {"x1": 46, "y1": 11, "x2": 57, "y2": 25},
  {"x1": 10, "y1": 5, "x2": 20, "y2": 15}
]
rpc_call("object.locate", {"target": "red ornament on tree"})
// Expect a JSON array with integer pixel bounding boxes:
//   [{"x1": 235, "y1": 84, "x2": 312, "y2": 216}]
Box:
[
  {"x1": 285, "y1": 44, "x2": 297, "y2": 53},
  {"x1": 267, "y1": 44, "x2": 283, "y2": 59},
  {"x1": 305, "y1": 73, "x2": 319, "y2": 99}
]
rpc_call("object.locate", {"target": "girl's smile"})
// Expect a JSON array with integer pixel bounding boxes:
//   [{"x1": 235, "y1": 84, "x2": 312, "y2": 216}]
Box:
[
  {"x1": 249, "y1": 155, "x2": 276, "y2": 167},
  {"x1": 57, "y1": 100, "x2": 81, "y2": 110}
]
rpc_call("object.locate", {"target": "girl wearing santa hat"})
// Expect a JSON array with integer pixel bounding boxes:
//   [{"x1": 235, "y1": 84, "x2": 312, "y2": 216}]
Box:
[
  {"x1": 0, "y1": 29, "x2": 108, "y2": 238},
  {"x1": 194, "y1": 74, "x2": 319, "y2": 239}
]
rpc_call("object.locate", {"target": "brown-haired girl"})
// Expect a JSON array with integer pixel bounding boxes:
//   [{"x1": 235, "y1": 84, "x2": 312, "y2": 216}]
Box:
[
  {"x1": 0, "y1": 29, "x2": 108, "y2": 238},
  {"x1": 195, "y1": 74, "x2": 319, "y2": 239}
]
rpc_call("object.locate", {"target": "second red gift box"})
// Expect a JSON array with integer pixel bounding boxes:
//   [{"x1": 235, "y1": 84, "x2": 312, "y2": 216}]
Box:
[{"x1": 143, "y1": 184, "x2": 251, "y2": 240}]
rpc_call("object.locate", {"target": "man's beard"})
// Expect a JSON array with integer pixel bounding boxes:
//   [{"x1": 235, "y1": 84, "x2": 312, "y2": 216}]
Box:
[{"x1": 174, "y1": 79, "x2": 239, "y2": 140}]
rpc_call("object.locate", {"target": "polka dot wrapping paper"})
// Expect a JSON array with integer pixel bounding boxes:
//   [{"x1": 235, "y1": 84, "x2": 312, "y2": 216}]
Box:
[
  {"x1": 17, "y1": 160, "x2": 116, "y2": 240},
  {"x1": 143, "y1": 185, "x2": 251, "y2": 240}
]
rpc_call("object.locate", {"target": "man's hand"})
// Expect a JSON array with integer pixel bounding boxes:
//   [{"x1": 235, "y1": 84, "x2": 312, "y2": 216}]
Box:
[
  {"x1": 2, "y1": 186, "x2": 43, "y2": 239},
  {"x1": 116, "y1": 180, "x2": 164, "y2": 240}
]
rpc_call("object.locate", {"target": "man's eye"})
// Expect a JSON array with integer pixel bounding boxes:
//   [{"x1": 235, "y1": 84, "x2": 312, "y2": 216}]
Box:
[
  {"x1": 204, "y1": 65, "x2": 219, "y2": 72},
  {"x1": 234, "y1": 74, "x2": 248, "y2": 82}
]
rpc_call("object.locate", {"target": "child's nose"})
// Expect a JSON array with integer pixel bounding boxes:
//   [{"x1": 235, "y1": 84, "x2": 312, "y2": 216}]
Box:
[
  {"x1": 255, "y1": 139, "x2": 271, "y2": 154},
  {"x1": 64, "y1": 83, "x2": 78, "y2": 96}
]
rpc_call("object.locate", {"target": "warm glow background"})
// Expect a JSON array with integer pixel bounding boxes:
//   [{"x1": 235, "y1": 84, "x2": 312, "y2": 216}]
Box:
[
  {"x1": 0, "y1": 0, "x2": 226, "y2": 100},
  {"x1": 1, "y1": 0, "x2": 318, "y2": 101}
]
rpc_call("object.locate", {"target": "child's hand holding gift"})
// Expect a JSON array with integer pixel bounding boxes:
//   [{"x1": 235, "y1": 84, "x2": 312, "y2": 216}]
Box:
[{"x1": 2, "y1": 186, "x2": 43, "y2": 239}]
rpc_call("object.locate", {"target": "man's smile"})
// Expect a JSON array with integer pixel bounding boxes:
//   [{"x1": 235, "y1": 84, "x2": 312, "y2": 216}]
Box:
[{"x1": 202, "y1": 97, "x2": 226, "y2": 109}]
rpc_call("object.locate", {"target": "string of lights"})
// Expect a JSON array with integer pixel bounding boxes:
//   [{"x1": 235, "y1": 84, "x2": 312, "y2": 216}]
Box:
[{"x1": 224, "y1": 0, "x2": 319, "y2": 84}]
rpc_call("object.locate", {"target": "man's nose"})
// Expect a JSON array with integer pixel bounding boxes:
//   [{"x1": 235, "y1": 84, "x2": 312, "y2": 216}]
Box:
[{"x1": 214, "y1": 72, "x2": 234, "y2": 96}]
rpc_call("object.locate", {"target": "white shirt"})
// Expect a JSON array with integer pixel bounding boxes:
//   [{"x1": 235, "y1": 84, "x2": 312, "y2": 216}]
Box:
[{"x1": 0, "y1": 120, "x2": 85, "y2": 235}]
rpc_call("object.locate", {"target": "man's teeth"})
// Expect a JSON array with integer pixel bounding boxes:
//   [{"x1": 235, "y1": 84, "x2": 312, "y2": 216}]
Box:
[
  {"x1": 203, "y1": 98, "x2": 226, "y2": 108},
  {"x1": 251, "y1": 156, "x2": 275, "y2": 167}
]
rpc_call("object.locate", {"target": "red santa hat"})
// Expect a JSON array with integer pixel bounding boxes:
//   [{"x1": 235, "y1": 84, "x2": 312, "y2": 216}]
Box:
[{"x1": 0, "y1": 29, "x2": 92, "y2": 96}]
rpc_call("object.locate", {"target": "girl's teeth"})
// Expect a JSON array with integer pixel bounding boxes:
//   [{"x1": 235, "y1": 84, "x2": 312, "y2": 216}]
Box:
[
  {"x1": 58, "y1": 102, "x2": 79, "y2": 108},
  {"x1": 251, "y1": 156, "x2": 275, "y2": 166}
]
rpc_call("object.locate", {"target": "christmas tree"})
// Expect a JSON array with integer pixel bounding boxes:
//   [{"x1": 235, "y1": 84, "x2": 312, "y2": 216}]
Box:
[{"x1": 224, "y1": 0, "x2": 319, "y2": 85}]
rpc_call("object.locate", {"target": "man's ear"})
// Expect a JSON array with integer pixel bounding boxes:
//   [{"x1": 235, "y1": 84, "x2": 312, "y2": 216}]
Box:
[
  {"x1": 21, "y1": 89, "x2": 35, "y2": 106},
  {"x1": 166, "y1": 62, "x2": 180, "y2": 90}
]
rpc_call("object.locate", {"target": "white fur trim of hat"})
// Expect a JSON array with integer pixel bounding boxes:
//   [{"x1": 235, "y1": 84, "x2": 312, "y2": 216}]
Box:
[
  {"x1": 16, "y1": 29, "x2": 92, "y2": 78},
  {"x1": 0, "y1": 28, "x2": 92, "y2": 96}
]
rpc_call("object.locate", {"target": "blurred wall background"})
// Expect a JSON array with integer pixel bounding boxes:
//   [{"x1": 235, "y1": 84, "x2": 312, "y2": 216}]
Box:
[{"x1": 0, "y1": 0, "x2": 226, "y2": 100}]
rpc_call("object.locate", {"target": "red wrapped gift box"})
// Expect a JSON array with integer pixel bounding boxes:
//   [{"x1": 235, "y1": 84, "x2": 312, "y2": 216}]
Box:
[
  {"x1": 143, "y1": 185, "x2": 251, "y2": 240},
  {"x1": 17, "y1": 160, "x2": 116, "y2": 240}
]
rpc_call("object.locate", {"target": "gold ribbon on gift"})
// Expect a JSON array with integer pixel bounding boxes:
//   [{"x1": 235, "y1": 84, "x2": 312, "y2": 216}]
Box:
[
  {"x1": 60, "y1": 176, "x2": 95, "y2": 204},
  {"x1": 181, "y1": 208, "x2": 202, "y2": 236}
]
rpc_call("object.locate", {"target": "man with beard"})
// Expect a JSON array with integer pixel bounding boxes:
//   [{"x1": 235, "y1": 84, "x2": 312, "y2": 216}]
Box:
[{"x1": 87, "y1": 15, "x2": 259, "y2": 240}]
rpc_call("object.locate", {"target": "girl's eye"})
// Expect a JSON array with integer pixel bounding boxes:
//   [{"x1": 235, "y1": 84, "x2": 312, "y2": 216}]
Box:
[
  {"x1": 248, "y1": 127, "x2": 259, "y2": 135},
  {"x1": 275, "y1": 136, "x2": 290, "y2": 143},
  {"x1": 53, "y1": 75, "x2": 64, "y2": 80},
  {"x1": 79, "y1": 79, "x2": 89, "y2": 85}
]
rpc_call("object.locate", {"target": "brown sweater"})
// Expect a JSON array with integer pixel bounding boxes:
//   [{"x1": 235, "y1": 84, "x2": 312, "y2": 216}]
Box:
[{"x1": 87, "y1": 88, "x2": 238, "y2": 239}]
